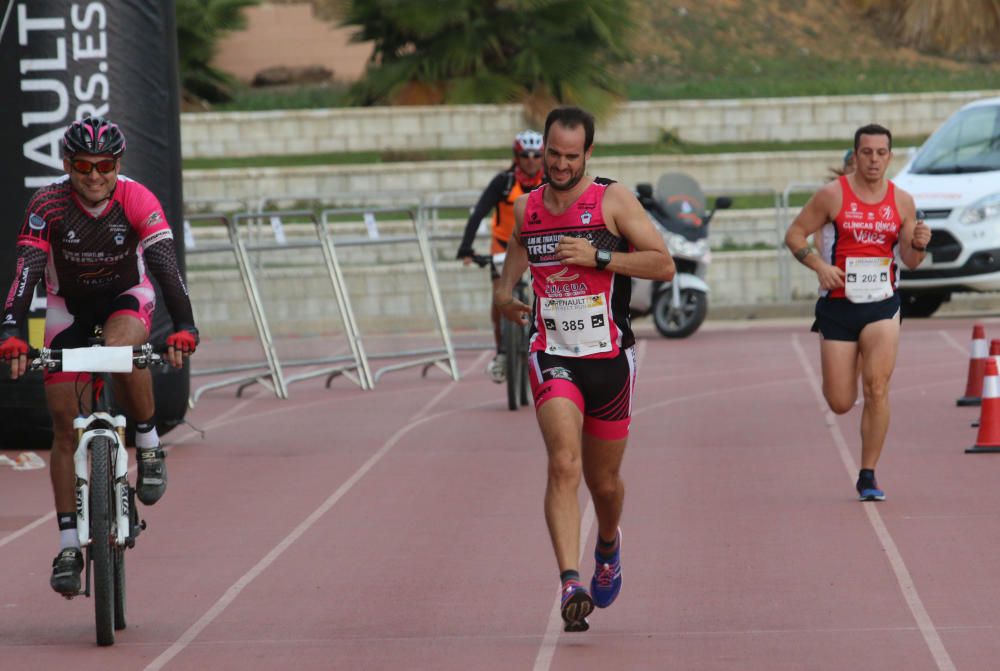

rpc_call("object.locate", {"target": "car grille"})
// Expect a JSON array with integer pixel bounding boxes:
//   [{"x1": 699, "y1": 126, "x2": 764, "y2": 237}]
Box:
[
  {"x1": 921, "y1": 209, "x2": 952, "y2": 220},
  {"x1": 927, "y1": 229, "x2": 961, "y2": 263}
]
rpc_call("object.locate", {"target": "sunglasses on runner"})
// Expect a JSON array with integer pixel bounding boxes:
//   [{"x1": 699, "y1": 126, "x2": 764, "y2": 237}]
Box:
[
  {"x1": 519, "y1": 152, "x2": 542, "y2": 159},
  {"x1": 70, "y1": 158, "x2": 118, "y2": 175}
]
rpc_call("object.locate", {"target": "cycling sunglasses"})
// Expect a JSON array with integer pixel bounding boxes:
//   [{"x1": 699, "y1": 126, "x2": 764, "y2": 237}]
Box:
[
  {"x1": 70, "y1": 158, "x2": 118, "y2": 175},
  {"x1": 519, "y1": 151, "x2": 542, "y2": 159}
]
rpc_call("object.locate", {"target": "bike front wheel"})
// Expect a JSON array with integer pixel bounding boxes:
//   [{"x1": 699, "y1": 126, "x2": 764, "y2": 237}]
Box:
[
  {"x1": 90, "y1": 435, "x2": 116, "y2": 646},
  {"x1": 113, "y1": 543, "x2": 126, "y2": 630}
]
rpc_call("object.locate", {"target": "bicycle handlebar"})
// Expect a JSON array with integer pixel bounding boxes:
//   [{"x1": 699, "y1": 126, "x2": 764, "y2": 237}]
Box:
[
  {"x1": 470, "y1": 252, "x2": 508, "y2": 269},
  {"x1": 28, "y1": 344, "x2": 167, "y2": 373}
]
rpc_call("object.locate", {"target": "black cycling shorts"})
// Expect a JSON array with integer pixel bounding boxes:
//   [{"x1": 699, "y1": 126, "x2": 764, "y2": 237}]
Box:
[
  {"x1": 811, "y1": 293, "x2": 901, "y2": 342},
  {"x1": 528, "y1": 347, "x2": 637, "y2": 440}
]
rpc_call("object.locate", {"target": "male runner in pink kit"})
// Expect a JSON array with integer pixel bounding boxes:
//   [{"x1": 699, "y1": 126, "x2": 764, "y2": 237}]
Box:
[
  {"x1": 495, "y1": 106, "x2": 675, "y2": 631},
  {"x1": 0, "y1": 117, "x2": 198, "y2": 596},
  {"x1": 785, "y1": 124, "x2": 931, "y2": 502}
]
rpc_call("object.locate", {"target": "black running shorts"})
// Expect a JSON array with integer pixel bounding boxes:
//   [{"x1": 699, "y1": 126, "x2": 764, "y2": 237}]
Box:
[{"x1": 811, "y1": 293, "x2": 901, "y2": 342}]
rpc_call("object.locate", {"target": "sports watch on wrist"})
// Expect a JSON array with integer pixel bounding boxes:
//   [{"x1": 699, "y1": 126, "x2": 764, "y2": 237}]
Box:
[{"x1": 595, "y1": 248, "x2": 612, "y2": 271}]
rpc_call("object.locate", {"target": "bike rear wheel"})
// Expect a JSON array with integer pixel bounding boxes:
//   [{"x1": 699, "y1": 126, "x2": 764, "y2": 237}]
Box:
[
  {"x1": 503, "y1": 319, "x2": 520, "y2": 411},
  {"x1": 90, "y1": 436, "x2": 116, "y2": 646},
  {"x1": 516, "y1": 324, "x2": 530, "y2": 407}
]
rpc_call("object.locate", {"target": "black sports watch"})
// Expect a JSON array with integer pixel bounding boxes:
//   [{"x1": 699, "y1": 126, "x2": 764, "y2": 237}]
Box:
[{"x1": 595, "y1": 248, "x2": 612, "y2": 271}]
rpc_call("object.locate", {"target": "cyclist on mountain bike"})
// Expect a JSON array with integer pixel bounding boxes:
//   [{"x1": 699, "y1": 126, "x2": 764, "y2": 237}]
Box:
[
  {"x1": 457, "y1": 130, "x2": 545, "y2": 382},
  {"x1": 0, "y1": 117, "x2": 198, "y2": 596}
]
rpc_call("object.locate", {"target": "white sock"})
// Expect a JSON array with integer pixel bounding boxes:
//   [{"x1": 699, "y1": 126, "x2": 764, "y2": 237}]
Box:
[
  {"x1": 60, "y1": 528, "x2": 80, "y2": 550},
  {"x1": 135, "y1": 426, "x2": 160, "y2": 449}
]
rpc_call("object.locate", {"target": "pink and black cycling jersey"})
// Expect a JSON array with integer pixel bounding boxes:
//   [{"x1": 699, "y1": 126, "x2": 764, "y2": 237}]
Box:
[
  {"x1": 3, "y1": 175, "x2": 195, "y2": 333},
  {"x1": 521, "y1": 178, "x2": 633, "y2": 359}
]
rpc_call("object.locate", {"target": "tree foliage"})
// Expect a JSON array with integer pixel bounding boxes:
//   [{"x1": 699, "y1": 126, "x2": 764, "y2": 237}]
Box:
[
  {"x1": 340, "y1": 0, "x2": 634, "y2": 118},
  {"x1": 853, "y1": 0, "x2": 1000, "y2": 61},
  {"x1": 175, "y1": 0, "x2": 261, "y2": 103}
]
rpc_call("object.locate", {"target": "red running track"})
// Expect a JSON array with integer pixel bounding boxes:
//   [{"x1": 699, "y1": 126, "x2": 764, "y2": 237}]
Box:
[{"x1": 3, "y1": 317, "x2": 1000, "y2": 670}]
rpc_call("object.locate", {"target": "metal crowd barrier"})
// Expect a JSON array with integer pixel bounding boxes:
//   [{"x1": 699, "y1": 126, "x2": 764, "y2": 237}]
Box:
[
  {"x1": 417, "y1": 197, "x2": 496, "y2": 354},
  {"x1": 320, "y1": 205, "x2": 460, "y2": 385},
  {"x1": 231, "y1": 210, "x2": 371, "y2": 391},
  {"x1": 184, "y1": 213, "x2": 289, "y2": 405}
]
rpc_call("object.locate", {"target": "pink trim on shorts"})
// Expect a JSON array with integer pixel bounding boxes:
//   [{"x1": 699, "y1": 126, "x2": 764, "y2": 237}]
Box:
[
  {"x1": 107, "y1": 309, "x2": 151, "y2": 333},
  {"x1": 109, "y1": 278, "x2": 156, "y2": 333},
  {"x1": 582, "y1": 415, "x2": 631, "y2": 441},
  {"x1": 532, "y1": 378, "x2": 584, "y2": 414},
  {"x1": 42, "y1": 294, "x2": 79, "y2": 385}
]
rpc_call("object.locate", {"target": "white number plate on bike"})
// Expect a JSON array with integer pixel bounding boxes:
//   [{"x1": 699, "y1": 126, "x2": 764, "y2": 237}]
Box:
[
  {"x1": 845, "y1": 256, "x2": 893, "y2": 303},
  {"x1": 62, "y1": 346, "x2": 133, "y2": 373},
  {"x1": 540, "y1": 294, "x2": 612, "y2": 357}
]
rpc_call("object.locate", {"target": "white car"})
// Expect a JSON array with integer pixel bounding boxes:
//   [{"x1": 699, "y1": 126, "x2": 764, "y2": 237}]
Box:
[{"x1": 892, "y1": 96, "x2": 1000, "y2": 317}]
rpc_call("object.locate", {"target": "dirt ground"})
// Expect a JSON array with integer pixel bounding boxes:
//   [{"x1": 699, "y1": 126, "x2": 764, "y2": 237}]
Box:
[{"x1": 212, "y1": 2, "x2": 372, "y2": 83}]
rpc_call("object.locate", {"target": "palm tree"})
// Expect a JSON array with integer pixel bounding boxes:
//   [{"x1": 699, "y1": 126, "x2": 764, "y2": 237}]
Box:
[
  {"x1": 854, "y1": 0, "x2": 1000, "y2": 61},
  {"x1": 340, "y1": 0, "x2": 634, "y2": 118},
  {"x1": 176, "y1": 0, "x2": 261, "y2": 103}
]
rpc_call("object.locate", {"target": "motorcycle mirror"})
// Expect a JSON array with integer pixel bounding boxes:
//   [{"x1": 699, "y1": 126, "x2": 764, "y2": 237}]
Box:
[
  {"x1": 714, "y1": 196, "x2": 733, "y2": 210},
  {"x1": 636, "y1": 183, "x2": 653, "y2": 199}
]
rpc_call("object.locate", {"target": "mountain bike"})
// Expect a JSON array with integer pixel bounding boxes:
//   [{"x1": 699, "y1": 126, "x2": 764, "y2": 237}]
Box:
[
  {"x1": 28, "y1": 340, "x2": 164, "y2": 646},
  {"x1": 472, "y1": 253, "x2": 531, "y2": 411}
]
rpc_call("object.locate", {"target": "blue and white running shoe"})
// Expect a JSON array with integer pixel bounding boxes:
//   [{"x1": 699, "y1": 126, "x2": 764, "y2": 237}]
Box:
[{"x1": 591, "y1": 528, "x2": 622, "y2": 608}]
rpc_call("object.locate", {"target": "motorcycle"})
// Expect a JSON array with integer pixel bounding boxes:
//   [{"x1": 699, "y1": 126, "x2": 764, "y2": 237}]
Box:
[{"x1": 631, "y1": 173, "x2": 731, "y2": 338}]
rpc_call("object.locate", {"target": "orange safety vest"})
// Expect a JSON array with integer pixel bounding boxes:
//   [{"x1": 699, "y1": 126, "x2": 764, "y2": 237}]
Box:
[{"x1": 491, "y1": 173, "x2": 541, "y2": 253}]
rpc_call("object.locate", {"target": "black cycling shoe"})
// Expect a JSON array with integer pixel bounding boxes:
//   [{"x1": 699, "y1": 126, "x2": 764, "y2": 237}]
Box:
[
  {"x1": 50, "y1": 547, "x2": 83, "y2": 596},
  {"x1": 136, "y1": 446, "x2": 167, "y2": 505}
]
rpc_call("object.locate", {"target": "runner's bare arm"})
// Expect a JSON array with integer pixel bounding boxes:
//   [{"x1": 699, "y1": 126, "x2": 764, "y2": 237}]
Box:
[
  {"x1": 555, "y1": 182, "x2": 674, "y2": 280},
  {"x1": 785, "y1": 183, "x2": 845, "y2": 289},
  {"x1": 494, "y1": 196, "x2": 531, "y2": 324},
  {"x1": 894, "y1": 189, "x2": 930, "y2": 269}
]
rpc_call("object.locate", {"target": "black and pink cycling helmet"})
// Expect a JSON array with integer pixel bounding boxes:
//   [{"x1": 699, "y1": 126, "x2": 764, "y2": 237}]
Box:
[{"x1": 62, "y1": 117, "x2": 127, "y2": 158}]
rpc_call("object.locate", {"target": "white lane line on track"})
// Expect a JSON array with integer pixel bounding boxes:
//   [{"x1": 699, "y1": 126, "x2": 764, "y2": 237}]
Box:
[
  {"x1": 144, "y1": 350, "x2": 491, "y2": 671},
  {"x1": 0, "y1": 511, "x2": 53, "y2": 550},
  {"x1": 938, "y1": 330, "x2": 970, "y2": 358},
  {"x1": 0, "y1": 399, "x2": 256, "y2": 552},
  {"x1": 0, "y1": 365, "x2": 472, "y2": 552},
  {"x1": 532, "y1": 340, "x2": 647, "y2": 671},
  {"x1": 632, "y1": 376, "x2": 804, "y2": 417},
  {"x1": 791, "y1": 334, "x2": 956, "y2": 671}
]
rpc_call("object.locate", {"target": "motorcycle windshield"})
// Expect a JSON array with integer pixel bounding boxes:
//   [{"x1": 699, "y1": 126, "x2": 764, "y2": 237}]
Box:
[{"x1": 653, "y1": 173, "x2": 710, "y2": 241}]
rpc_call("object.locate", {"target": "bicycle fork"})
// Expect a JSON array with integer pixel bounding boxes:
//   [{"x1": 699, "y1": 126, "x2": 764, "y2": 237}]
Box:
[{"x1": 73, "y1": 414, "x2": 130, "y2": 547}]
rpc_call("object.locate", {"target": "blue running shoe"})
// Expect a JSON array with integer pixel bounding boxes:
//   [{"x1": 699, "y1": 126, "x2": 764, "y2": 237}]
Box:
[
  {"x1": 560, "y1": 581, "x2": 593, "y2": 632},
  {"x1": 591, "y1": 528, "x2": 622, "y2": 608},
  {"x1": 856, "y1": 474, "x2": 886, "y2": 501}
]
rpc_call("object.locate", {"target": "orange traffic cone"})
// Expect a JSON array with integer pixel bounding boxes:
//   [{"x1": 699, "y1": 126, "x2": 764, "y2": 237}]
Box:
[
  {"x1": 974, "y1": 340, "x2": 1000, "y2": 426},
  {"x1": 957, "y1": 324, "x2": 988, "y2": 406},
  {"x1": 968, "y1": 358, "x2": 1000, "y2": 453}
]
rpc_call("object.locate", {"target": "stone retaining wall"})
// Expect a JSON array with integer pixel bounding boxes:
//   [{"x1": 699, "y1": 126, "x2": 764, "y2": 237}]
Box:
[
  {"x1": 181, "y1": 91, "x2": 998, "y2": 158},
  {"x1": 182, "y1": 150, "x2": 852, "y2": 208}
]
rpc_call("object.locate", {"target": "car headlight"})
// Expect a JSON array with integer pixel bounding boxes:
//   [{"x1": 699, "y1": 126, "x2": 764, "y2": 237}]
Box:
[{"x1": 960, "y1": 193, "x2": 1000, "y2": 225}]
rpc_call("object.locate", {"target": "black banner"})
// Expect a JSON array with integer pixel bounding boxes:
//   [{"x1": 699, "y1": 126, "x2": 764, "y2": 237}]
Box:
[{"x1": 0, "y1": 1, "x2": 188, "y2": 445}]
